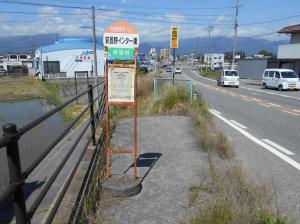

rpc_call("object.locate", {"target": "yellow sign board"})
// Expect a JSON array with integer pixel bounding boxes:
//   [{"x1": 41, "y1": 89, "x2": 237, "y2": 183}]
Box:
[{"x1": 170, "y1": 27, "x2": 179, "y2": 49}]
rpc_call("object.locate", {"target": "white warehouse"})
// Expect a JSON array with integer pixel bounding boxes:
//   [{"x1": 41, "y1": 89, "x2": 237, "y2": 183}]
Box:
[{"x1": 35, "y1": 38, "x2": 104, "y2": 79}]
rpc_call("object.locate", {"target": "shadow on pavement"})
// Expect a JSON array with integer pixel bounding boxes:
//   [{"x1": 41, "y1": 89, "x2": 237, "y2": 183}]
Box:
[
  {"x1": 124, "y1": 152, "x2": 161, "y2": 183},
  {"x1": 0, "y1": 180, "x2": 45, "y2": 223}
]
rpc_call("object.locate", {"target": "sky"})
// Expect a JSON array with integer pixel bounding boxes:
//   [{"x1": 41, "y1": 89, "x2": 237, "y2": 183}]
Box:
[{"x1": 0, "y1": 0, "x2": 300, "y2": 44}]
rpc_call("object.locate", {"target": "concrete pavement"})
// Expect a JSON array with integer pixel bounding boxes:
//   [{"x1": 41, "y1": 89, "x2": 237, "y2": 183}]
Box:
[{"x1": 97, "y1": 116, "x2": 205, "y2": 224}]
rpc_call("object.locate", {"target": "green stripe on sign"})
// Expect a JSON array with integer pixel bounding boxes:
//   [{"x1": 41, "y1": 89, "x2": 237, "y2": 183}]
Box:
[{"x1": 108, "y1": 48, "x2": 134, "y2": 60}]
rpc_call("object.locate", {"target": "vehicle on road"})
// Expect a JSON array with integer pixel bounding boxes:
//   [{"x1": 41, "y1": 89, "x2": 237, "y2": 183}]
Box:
[
  {"x1": 0, "y1": 68, "x2": 7, "y2": 76},
  {"x1": 217, "y1": 69, "x2": 239, "y2": 88},
  {"x1": 175, "y1": 67, "x2": 181, "y2": 74},
  {"x1": 262, "y1": 69, "x2": 300, "y2": 91},
  {"x1": 166, "y1": 67, "x2": 172, "y2": 73}
]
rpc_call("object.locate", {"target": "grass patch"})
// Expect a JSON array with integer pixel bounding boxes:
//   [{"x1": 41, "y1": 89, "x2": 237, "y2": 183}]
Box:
[
  {"x1": 0, "y1": 76, "x2": 47, "y2": 101},
  {"x1": 200, "y1": 71, "x2": 220, "y2": 80}
]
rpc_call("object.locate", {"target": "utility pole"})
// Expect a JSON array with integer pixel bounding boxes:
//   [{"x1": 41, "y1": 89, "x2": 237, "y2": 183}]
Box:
[
  {"x1": 232, "y1": 0, "x2": 240, "y2": 70},
  {"x1": 206, "y1": 25, "x2": 213, "y2": 72},
  {"x1": 92, "y1": 6, "x2": 99, "y2": 108}
]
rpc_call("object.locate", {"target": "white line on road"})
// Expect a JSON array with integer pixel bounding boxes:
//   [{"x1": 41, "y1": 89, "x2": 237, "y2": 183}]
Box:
[
  {"x1": 293, "y1": 109, "x2": 300, "y2": 113},
  {"x1": 230, "y1": 120, "x2": 247, "y2": 129},
  {"x1": 267, "y1": 103, "x2": 282, "y2": 107},
  {"x1": 262, "y1": 139, "x2": 295, "y2": 156},
  {"x1": 240, "y1": 86, "x2": 300, "y2": 101},
  {"x1": 209, "y1": 109, "x2": 222, "y2": 115},
  {"x1": 209, "y1": 109, "x2": 300, "y2": 171}
]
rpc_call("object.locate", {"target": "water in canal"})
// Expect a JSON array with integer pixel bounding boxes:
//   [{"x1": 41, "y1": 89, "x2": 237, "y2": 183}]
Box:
[{"x1": 0, "y1": 99, "x2": 66, "y2": 193}]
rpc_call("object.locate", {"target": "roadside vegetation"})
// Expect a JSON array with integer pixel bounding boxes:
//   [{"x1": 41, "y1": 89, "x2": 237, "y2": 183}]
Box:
[
  {"x1": 0, "y1": 76, "x2": 47, "y2": 101},
  {"x1": 96, "y1": 70, "x2": 288, "y2": 224},
  {"x1": 200, "y1": 71, "x2": 220, "y2": 80}
]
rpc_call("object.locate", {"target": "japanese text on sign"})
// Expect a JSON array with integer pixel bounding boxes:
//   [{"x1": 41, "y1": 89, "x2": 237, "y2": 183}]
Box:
[
  {"x1": 103, "y1": 33, "x2": 139, "y2": 48},
  {"x1": 108, "y1": 67, "x2": 135, "y2": 102},
  {"x1": 170, "y1": 27, "x2": 179, "y2": 49}
]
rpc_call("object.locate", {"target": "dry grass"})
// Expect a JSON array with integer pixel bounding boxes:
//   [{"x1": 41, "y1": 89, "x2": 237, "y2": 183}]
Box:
[{"x1": 0, "y1": 76, "x2": 47, "y2": 101}]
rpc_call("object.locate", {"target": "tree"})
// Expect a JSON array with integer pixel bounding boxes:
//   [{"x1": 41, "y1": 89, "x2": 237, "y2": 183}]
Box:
[{"x1": 258, "y1": 49, "x2": 273, "y2": 57}]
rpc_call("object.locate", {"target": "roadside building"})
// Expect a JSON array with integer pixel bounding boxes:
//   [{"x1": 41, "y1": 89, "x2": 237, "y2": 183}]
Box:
[
  {"x1": 0, "y1": 53, "x2": 33, "y2": 75},
  {"x1": 34, "y1": 38, "x2": 104, "y2": 79},
  {"x1": 204, "y1": 53, "x2": 224, "y2": 69},
  {"x1": 160, "y1": 48, "x2": 170, "y2": 60},
  {"x1": 237, "y1": 58, "x2": 280, "y2": 80},
  {"x1": 277, "y1": 24, "x2": 300, "y2": 76}
]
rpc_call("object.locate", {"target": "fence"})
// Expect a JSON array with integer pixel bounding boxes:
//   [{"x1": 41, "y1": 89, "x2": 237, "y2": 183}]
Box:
[
  {"x1": 153, "y1": 77, "x2": 193, "y2": 101},
  {"x1": 0, "y1": 82, "x2": 106, "y2": 224}
]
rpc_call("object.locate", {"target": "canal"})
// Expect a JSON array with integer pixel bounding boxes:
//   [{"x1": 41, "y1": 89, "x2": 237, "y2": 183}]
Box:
[{"x1": 0, "y1": 99, "x2": 66, "y2": 193}]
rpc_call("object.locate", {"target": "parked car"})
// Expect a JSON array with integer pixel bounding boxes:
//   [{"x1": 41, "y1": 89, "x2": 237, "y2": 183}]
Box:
[
  {"x1": 0, "y1": 68, "x2": 7, "y2": 76},
  {"x1": 217, "y1": 69, "x2": 239, "y2": 88},
  {"x1": 262, "y1": 69, "x2": 300, "y2": 91},
  {"x1": 174, "y1": 67, "x2": 181, "y2": 74}
]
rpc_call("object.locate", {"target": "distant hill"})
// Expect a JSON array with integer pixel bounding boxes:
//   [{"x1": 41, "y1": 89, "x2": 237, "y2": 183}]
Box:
[
  {"x1": 0, "y1": 34, "x2": 288, "y2": 56},
  {"x1": 139, "y1": 37, "x2": 288, "y2": 55}
]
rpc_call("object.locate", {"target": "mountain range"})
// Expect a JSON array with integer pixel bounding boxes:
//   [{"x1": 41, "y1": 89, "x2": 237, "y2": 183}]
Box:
[{"x1": 0, "y1": 33, "x2": 288, "y2": 56}]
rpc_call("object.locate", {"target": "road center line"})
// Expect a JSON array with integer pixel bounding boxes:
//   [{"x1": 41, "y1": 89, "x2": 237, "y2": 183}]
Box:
[
  {"x1": 209, "y1": 109, "x2": 300, "y2": 171},
  {"x1": 230, "y1": 120, "x2": 247, "y2": 129},
  {"x1": 262, "y1": 139, "x2": 295, "y2": 156},
  {"x1": 268, "y1": 103, "x2": 282, "y2": 107}
]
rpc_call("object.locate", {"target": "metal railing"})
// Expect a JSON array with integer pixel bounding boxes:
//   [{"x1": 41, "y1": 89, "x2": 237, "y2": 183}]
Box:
[{"x1": 0, "y1": 82, "x2": 106, "y2": 224}]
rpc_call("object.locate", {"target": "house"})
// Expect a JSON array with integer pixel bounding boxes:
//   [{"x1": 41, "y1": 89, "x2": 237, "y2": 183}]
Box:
[
  {"x1": 0, "y1": 53, "x2": 33, "y2": 76},
  {"x1": 277, "y1": 24, "x2": 300, "y2": 76}
]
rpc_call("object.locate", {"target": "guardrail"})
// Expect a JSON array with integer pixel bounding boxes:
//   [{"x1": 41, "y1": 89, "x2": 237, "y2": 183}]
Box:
[{"x1": 0, "y1": 82, "x2": 106, "y2": 224}]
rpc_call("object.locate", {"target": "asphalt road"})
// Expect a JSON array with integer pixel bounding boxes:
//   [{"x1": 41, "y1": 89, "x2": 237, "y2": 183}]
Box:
[{"x1": 166, "y1": 67, "x2": 300, "y2": 221}]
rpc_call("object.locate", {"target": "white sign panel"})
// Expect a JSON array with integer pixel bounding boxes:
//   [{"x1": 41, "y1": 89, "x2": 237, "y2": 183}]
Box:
[
  {"x1": 108, "y1": 67, "x2": 135, "y2": 102},
  {"x1": 103, "y1": 33, "x2": 139, "y2": 48}
]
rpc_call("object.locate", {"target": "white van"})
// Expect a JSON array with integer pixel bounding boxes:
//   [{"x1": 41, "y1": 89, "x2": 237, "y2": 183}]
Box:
[
  {"x1": 217, "y1": 69, "x2": 239, "y2": 88},
  {"x1": 262, "y1": 69, "x2": 300, "y2": 91}
]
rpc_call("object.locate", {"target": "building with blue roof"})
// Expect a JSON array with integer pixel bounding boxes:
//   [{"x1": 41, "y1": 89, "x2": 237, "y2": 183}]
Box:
[{"x1": 34, "y1": 38, "x2": 104, "y2": 79}]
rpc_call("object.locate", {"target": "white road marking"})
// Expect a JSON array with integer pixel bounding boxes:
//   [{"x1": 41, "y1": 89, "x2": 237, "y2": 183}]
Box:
[
  {"x1": 209, "y1": 109, "x2": 222, "y2": 115},
  {"x1": 240, "y1": 86, "x2": 300, "y2": 101},
  {"x1": 293, "y1": 109, "x2": 300, "y2": 113},
  {"x1": 209, "y1": 109, "x2": 300, "y2": 171},
  {"x1": 282, "y1": 110, "x2": 299, "y2": 116},
  {"x1": 262, "y1": 139, "x2": 295, "y2": 156},
  {"x1": 267, "y1": 103, "x2": 282, "y2": 107},
  {"x1": 230, "y1": 120, "x2": 247, "y2": 129}
]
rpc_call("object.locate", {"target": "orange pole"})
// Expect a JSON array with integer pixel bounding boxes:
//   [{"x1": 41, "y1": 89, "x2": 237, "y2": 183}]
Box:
[
  {"x1": 105, "y1": 48, "x2": 110, "y2": 178},
  {"x1": 133, "y1": 48, "x2": 138, "y2": 178}
]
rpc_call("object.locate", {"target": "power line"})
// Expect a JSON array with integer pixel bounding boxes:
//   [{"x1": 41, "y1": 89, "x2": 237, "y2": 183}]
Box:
[
  {"x1": 0, "y1": 10, "x2": 87, "y2": 15},
  {"x1": 240, "y1": 14, "x2": 300, "y2": 26},
  {"x1": 0, "y1": 0, "x2": 90, "y2": 10},
  {"x1": 46, "y1": 0, "x2": 234, "y2": 11},
  {"x1": 95, "y1": 12, "x2": 232, "y2": 26}
]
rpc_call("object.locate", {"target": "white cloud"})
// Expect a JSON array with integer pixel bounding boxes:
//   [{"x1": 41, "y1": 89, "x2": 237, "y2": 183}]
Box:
[{"x1": 164, "y1": 13, "x2": 185, "y2": 23}]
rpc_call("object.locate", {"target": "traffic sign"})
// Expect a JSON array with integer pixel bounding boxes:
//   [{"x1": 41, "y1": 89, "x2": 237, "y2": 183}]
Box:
[
  {"x1": 103, "y1": 21, "x2": 139, "y2": 49},
  {"x1": 170, "y1": 26, "x2": 179, "y2": 49}
]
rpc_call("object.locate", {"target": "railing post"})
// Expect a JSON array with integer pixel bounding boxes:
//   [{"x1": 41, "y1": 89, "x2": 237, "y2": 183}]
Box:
[
  {"x1": 88, "y1": 84, "x2": 96, "y2": 146},
  {"x1": 3, "y1": 123, "x2": 28, "y2": 224}
]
